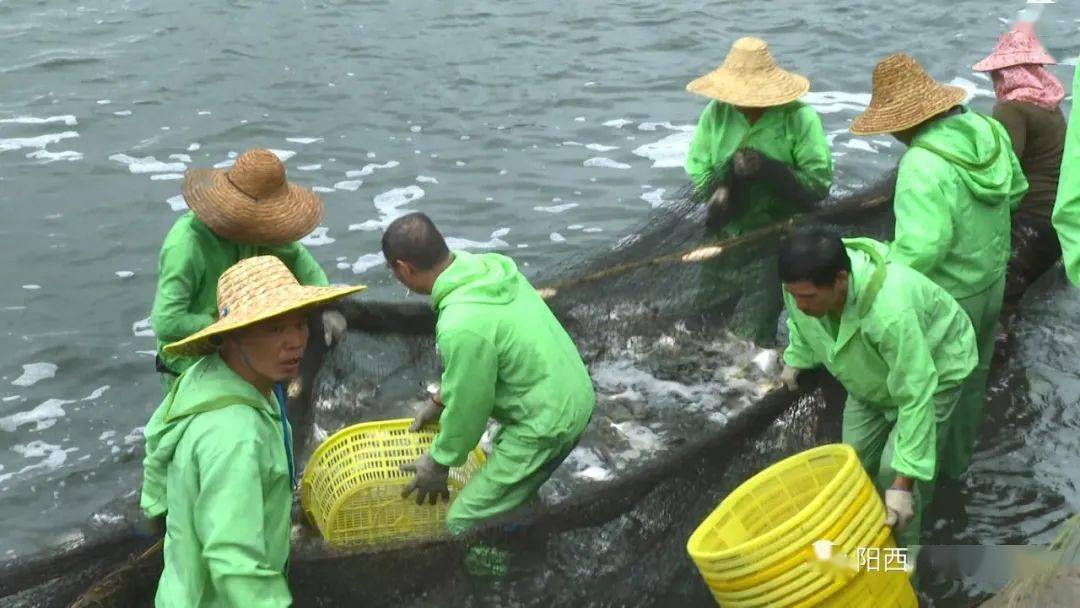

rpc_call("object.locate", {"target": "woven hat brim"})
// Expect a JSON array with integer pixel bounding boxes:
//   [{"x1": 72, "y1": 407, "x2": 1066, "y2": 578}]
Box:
[
  {"x1": 850, "y1": 85, "x2": 967, "y2": 136},
  {"x1": 972, "y1": 51, "x2": 1056, "y2": 72},
  {"x1": 163, "y1": 284, "x2": 366, "y2": 358},
  {"x1": 686, "y1": 70, "x2": 810, "y2": 107},
  {"x1": 182, "y1": 168, "x2": 324, "y2": 246}
]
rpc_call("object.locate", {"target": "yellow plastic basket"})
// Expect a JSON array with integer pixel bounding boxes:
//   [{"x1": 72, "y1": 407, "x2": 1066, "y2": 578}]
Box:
[
  {"x1": 687, "y1": 444, "x2": 915, "y2": 607},
  {"x1": 300, "y1": 418, "x2": 486, "y2": 549}
]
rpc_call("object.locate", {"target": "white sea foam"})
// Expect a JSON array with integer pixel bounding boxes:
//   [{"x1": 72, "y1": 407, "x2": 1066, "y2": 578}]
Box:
[
  {"x1": 166, "y1": 195, "x2": 187, "y2": 211},
  {"x1": 287, "y1": 137, "x2": 323, "y2": 144},
  {"x1": 27, "y1": 149, "x2": 82, "y2": 162},
  {"x1": 312, "y1": 186, "x2": 335, "y2": 193},
  {"x1": 641, "y1": 188, "x2": 666, "y2": 208},
  {"x1": 298, "y1": 164, "x2": 322, "y2": 171},
  {"x1": 113, "y1": 110, "x2": 132, "y2": 117},
  {"x1": 150, "y1": 173, "x2": 184, "y2": 181},
  {"x1": 803, "y1": 90, "x2": 873, "y2": 115},
  {"x1": 0, "y1": 115, "x2": 77, "y2": 126},
  {"x1": 0, "y1": 399, "x2": 72, "y2": 432},
  {"x1": 109, "y1": 153, "x2": 186, "y2": 174},
  {"x1": 550, "y1": 233, "x2": 566, "y2": 243},
  {"x1": 82, "y1": 385, "x2": 110, "y2": 401},
  {"x1": 333, "y1": 180, "x2": 363, "y2": 191},
  {"x1": 534, "y1": 203, "x2": 579, "y2": 214},
  {"x1": 346, "y1": 161, "x2": 399, "y2": 177},
  {"x1": 268, "y1": 149, "x2": 296, "y2": 162},
  {"x1": 187, "y1": 143, "x2": 201, "y2": 152},
  {"x1": 300, "y1": 226, "x2": 335, "y2": 247},
  {"x1": 584, "y1": 157, "x2": 631, "y2": 170},
  {"x1": 0, "y1": 441, "x2": 76, "y2": 484},
  {"x1": 12, "y1": 363, "x2": 57, "y2": 387},
  {"x1": 132, "y1": 317, "x2": 154, "y2": 338},
  {"x1": 632, "y1": 130, "x2": 693, "y2": 168},
  {"x1": 115, "y1": 271, "x2": 134, "y2": 278},
  {"x1": 603, "y1": 118, "x2": 633, "y2": 128},
  {"x1": 22, "y1": 285, "x2": 40, "y2": 290},
  {"x1": 348, "y1": 185, "x2": 425, "y2": 232},
  {"x1": 445, "y1": 228, "x2": 510, "y2": 251},
  {"x1": 0, "y1": 131, "x2": 79, "y2": 153},
  {"x1": 350, "y1": 253, "x2": 385, "y2": 275},
  {"x1": 416, "y1": 175, "x2": 438, "y2": 184},
  {"x1": 169, "y1": 154, "x2": 191, "y2": 163}
]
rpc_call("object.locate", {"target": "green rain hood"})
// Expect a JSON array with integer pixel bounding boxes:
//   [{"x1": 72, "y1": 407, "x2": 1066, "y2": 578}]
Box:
[
  {"x1": 428, "y1": 251, "x2": 595, "y2": 468},
  {"x1": 890, "y1": 110, "x2": 1028, "y2": 299},
  {"x1": 140, "y1": 354, "x2": 293, "y2": 607}
]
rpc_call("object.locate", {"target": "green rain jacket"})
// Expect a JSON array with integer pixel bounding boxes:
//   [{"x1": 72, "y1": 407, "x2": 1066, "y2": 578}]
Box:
[
  {"x1": 783, "y1": 238, "x2": 978, "y2": 482},
  {"x1": 140, "y1": 354, "x2": 293, "y2": 608},
  {"x1": 151, "y1": 212, "x2": 328, "y2": 375},
  {"x1": 684, "y1": 100, "x2": 833, "y2": 235},
  {"x1": 1052, "y1": 62, "x2": 1080, "y2": 286},
  {"x1": 890, "y1": 109, "x2": 1028, "y2": 299},
  {"x1": 429, "y1": 251, "x2": 595, "y2": 468}
]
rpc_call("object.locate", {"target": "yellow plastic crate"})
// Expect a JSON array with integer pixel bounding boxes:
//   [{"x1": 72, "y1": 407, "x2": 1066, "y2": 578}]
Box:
[
  {"x1": 300, "y1": 418, "x2": 486, "y2": 549},
  {"x1": 687, "y1": 444, "x2": 915, "y2": 607}
]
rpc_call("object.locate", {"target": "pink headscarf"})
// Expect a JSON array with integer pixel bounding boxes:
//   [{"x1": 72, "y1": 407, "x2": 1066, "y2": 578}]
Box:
[{"x1": 991, "y1": 64, "x2": 1065, "y2": 111}]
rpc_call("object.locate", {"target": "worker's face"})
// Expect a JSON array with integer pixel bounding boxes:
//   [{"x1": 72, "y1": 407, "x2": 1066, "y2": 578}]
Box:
[
  {"x1": 230, "y1": 311, "x2": 309, "y2": 381},
  {"x1": 388, "y1": 259, "x2": 433, "y2": 295},
  {"x1": 784, "y1": 272, "x2": 847, "y2": 318}
]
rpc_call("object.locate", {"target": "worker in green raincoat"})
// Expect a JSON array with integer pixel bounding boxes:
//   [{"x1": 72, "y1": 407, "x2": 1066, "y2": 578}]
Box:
[
  {"x1": 382, "y1": 212, "x2": 595, "y2": 576},
  {"x1": 684, "y1": 37, "x2": 832, "y2": 343},
  {"x1": 151, "y1": 148, "x2": 347, "y2": 395},
  {"x1": 778, "y1": 228, "x2": 977, "y2": 548},
  {"x1": 1052, "y1": 61, "x2": 1080, "y2": 286},
  {"x1": 851, "y1": 54, "x2": 1028, "y2": 480},
  {"x1": 140, "y1": 256, "x2": 365, "y2": 607}
]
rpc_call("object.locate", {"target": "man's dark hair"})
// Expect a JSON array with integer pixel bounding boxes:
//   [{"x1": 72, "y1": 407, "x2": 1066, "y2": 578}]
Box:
[
  {"x1": 778, "y1": 226, "x2": 851, "y2": 286},
  {"x1": 381, "y1": 212, "x2": 451, "y2": 270}
]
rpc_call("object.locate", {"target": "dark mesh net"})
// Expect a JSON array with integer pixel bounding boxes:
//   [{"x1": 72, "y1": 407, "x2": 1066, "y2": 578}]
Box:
[{"x1": 2, "y1": 173, "x2": 898, "y2": 607}]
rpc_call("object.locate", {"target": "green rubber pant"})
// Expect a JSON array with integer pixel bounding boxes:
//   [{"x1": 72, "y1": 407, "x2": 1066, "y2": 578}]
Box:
[
  {"x1": 447, "y1": 433, "x2": 576, "y2": 578},
  {"x1": 940, "y1": 274, "x2": 1005, "y2": 480},
  {"x1": 841, "y1": 386, "x2": 960, "y2": 550}
]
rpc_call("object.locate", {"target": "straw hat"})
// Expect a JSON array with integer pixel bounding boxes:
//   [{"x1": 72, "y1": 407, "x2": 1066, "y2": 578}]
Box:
[
  {"x1": 850, "y1": 53, "x2": 967, "y2": 136},
  {"x1": 686, "y1": 37, "x2": 810, "y2": 107},
  {"x1": 164, "y1": 256, "x2": 365, "y2": 357},
  {"x1": 973, "y1": 26, "x2": 1056, "y2": 72},
  {"x1": 182, "y1": 148, "x2": 324, "y2": 246}
]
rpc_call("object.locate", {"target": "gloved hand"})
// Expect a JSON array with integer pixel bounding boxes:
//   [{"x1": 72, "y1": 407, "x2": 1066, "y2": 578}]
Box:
[
  {"x1": 322, "y1": 310, "x2": 347, "y2": 347},
  {"x1": 708, "y1": 184, "x2": 729, "y2": 208},
  {"x1": 780, "y1": 365, "x2": 803, "y2": 392},
  {"x1": 401, "y1": 452, "x2": 450, "y2": 505},
  {"x1": 409, "y1": 399, "x2": 444, "y2": 432},
  {"x1": 732, "y1": 148, "x2": 764, "y2": 179},
  {"x1": 884, "y1": 488, "x2": 916, "y2": 532}
]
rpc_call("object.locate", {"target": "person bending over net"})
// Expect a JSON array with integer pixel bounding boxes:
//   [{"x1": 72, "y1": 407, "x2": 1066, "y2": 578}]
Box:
[{"x1": 381, "y1": 212, "x2": 595, "y2": 579}]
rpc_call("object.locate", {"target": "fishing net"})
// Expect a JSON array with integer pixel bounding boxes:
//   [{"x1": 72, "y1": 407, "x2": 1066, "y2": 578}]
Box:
[{"x1": 1, "y1": 173, "x2": 898, "y2": 607}]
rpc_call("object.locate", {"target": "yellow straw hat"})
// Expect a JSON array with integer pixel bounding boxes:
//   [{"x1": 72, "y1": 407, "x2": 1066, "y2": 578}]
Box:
[
  {"x1": 850, "y1": 53, "x2": 967, "y2": 136},
  {"x1": 164, "y1": 256, "x2": 365, "y2": 357},
  {"x1": 182, "y1": 148, "x2": 324, "y2": 246},
  {"x1": 686, "y1": 37, "x2": 810, "y2": 107}
]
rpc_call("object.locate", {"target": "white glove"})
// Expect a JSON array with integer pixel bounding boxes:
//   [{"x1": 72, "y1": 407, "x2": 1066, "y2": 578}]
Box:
[
  {"x1": 322, "y1": 310, "x2": 347, "y2": 347},
  {"x1": 780, "y1": 365, "x2": 802, "y2": 392},
  {"x1": 884, "y1": 488, "x2": 916, "y2": 532}
]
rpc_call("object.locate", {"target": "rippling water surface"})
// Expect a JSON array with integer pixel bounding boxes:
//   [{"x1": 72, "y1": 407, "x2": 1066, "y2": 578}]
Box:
[{"x1": 1, "y1": 3, "x2": 1078, "y2": 596}]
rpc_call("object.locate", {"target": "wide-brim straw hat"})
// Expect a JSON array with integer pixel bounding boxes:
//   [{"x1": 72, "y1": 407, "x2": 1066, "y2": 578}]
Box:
[
  {"x1": 973, "y1": 25, "x2": 1056, "y2": 72},
  {"x1": 850, "y1": 53, "x2": 967, "y2": 136},
  {"x1": 686, "y1": 37, "x2": 810, "y2": 107},
  {"x1": 182, "y1": 148, "x2": 324, "y2": 246},
  {"x1": 164, "y1": 256, "x2": 365, "y2": 358}
]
